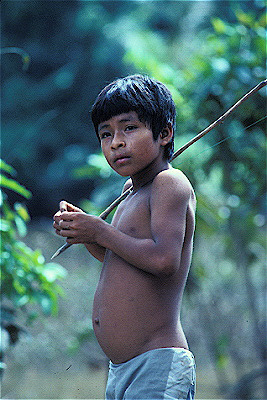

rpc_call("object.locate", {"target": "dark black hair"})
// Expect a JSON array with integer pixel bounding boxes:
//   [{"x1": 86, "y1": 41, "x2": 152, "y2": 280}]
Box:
[{"x1": 91, "y1": 74, "x2": 176, "y2": 160}]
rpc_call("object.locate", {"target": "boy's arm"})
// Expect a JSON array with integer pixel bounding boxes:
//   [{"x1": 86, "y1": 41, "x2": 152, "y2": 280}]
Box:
[
  {"x1": 58, "y1": 172, "x2": 195, "y2": 276},
  {"x1": 84, "y1": 242, "x2": 106, "y2": 262},
  {"x1": 97, "y1": 172, "x2": 194, "y2": 276}
]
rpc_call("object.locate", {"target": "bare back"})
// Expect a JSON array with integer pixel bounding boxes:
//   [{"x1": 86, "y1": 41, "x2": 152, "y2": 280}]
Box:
[{"x1": 92, "y1": 168, "x2": 196, "y2": 363}]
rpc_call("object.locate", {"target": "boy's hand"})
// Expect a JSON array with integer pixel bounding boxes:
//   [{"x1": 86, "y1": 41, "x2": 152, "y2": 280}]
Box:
[
  {"x1": 53, "y1": 201, "x2": 82, "y2": 233},
  {"x1": 53, "y1": 201, "x2": 101, "y2": 245},
  {"x1": 53, "y1": 200, "x2": 84, "y2": 237}
]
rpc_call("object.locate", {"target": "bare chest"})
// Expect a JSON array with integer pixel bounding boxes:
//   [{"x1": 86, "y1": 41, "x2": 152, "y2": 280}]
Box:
[{"x1": 111, "y1": 189, "x2": 152, "y2": 238}]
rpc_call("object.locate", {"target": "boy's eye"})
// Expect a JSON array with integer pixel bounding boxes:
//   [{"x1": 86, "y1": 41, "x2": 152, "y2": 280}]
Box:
[
  {"x1": 125, "y1": 125, "x2": 137, "y2": 131},
  {"x1": 99, "y1": 132, "x2": 111, "y2": 140}
]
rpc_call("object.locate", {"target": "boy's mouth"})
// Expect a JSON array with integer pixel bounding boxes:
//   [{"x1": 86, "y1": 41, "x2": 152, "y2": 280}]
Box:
[{"x1": 114, "y1": 154, "x2": 131, "y2": 165}]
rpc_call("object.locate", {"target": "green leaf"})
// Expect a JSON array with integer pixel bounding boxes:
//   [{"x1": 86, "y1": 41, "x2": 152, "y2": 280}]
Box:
[
  {"x1": 39, "y1": 294, "x2": 53, "y2": 315},
  {"x1": 0, "y1": 160, "x2": 16, "y2": 176},
  {"x1": 72, "y1": 165, "x2": 99, "y2": 179},
  {"x1": 15, "y1": 216, "x2": 27, "y2": 237},
  {"x1": 1, "y1": 47, "x2": 31, "y2": 71},
  {"x1": 22, "y1": 54, "x2": 31, "y2": 71},
  {"x1": 41, "y1": 263, "x2": 68, "y2": 282},
  {"x1": 0, "y1": 219, "x2": 11, "y2": 232},
  {"x1": 13, "y1": 279, "x2": 26, "y2": 295},
  {"x1": 34, "y1": 251, "x2": 45, "y2": 265},
  {"x1": 236, "y1": 10, "x2": 254, "y2": 28},
  {"x1": 0, "y1": 190, "x2": 5, "y2": 207},
  {"x1": 14, "y1": 203, "x2": 30, "y2": 222},
  {"x1": 16, "y1": 294, "x2": 30, "y2": 307},
  {"x1": 257, "y1": 12, "x2": 267, "y2": 28},
  {"x1": 0, "y1": 175, "x2": 32, "y2": 199},
  {"x1": 211, "y1": 18, "x2": 227, "y2": 34}
]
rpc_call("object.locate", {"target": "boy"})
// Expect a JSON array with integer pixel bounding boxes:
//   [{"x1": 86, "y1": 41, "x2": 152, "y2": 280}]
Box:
[{"x1": 53, "y1": 75, "x2": 196, "y2": 399}]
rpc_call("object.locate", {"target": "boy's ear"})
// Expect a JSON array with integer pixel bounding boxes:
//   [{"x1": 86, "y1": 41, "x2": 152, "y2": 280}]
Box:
[{"x1": 160, "y1": 123, "x2": 173, "y2": 145}]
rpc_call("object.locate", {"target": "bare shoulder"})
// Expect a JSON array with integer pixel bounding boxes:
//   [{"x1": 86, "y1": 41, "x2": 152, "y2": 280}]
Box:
[
  {"x1": 153, "y1": 168, "x2": 195, "y2": 198},
  {"x1": 151, "y1": 168, "x2": 196, "y2": 212}
]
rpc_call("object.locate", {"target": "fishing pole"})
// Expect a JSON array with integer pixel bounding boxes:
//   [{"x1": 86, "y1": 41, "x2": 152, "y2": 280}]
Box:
[{"x1": 51, "y1": 79, "x2": 267, "y2": 260}]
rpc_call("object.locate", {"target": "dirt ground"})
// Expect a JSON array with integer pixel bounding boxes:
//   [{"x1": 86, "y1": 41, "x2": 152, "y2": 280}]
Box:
[{"x1": 2, "y1": 360, "x2": 223, "y2": 399}]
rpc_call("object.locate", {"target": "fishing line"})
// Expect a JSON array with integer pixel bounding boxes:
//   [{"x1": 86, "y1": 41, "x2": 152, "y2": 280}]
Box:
[
  {"x1": 175, "y1": 115, "x2": 267, "y2": 167},
  {"x1": 243, "y1": 115, "x2": 267, "y2": 130}
]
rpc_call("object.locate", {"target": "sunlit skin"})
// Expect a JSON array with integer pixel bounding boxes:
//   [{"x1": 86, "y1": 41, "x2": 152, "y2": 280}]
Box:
[{"x1": 53, "y1": 111, "x2": 196, "y2": 363}]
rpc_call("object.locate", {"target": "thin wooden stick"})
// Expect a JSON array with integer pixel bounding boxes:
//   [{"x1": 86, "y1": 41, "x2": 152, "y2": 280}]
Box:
[
  {"x1": 172, "y1": 79, "x2": 267, "y2": 159},
  {"x1": 51, "y1": 79, "x2": 266, "y2": 259}
]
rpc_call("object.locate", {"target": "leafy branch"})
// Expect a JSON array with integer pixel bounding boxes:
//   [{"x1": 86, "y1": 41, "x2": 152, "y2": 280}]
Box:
[
  {"x1": 0, "y1": 159, "x2": 67, "y2": 376},
  {"x1": 1, "y1": 47, "x2": 30, "y2": 71}
]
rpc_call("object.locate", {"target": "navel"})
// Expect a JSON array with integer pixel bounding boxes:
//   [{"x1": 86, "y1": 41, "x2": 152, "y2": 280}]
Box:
[{"x1": 94, "y1": 318, "x2": 100, "y2": 325}]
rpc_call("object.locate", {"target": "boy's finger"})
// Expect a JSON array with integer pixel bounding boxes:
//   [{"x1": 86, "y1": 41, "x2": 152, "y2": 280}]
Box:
[
  {"x1": 53, "y1": 220, "x2": 62, "y2": 230},
  {"x1": 60, "y1": 228, "x2": 75, "y2": 238},
  {"x1": 54, "y1": 211, "x2": 61, "y2": 219},
  {"x1": 60, "y1": 211, "x2": 78, "y2": 221},
  {"x1": 60, "y1": 200, "x2": 68, "y2": 212},
  {"x1": 59, "y1": 220, "x2": 73, "y2": 230},
  {"x1": 60, "y1": 200, "x2": 82, "y2": 213}
]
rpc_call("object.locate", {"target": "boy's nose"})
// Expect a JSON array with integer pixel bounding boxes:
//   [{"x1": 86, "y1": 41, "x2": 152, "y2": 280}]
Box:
[{"x1": 111, "y1": 132, "x2": 125, "y2": 149}]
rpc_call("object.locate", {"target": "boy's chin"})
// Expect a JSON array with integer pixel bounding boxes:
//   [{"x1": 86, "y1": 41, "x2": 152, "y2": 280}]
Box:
[
  {"x1": 116, "y1": 171, "x2": 131, "y2": 178},
  {"x1": 111, "y1": 165, "x2": 132, "y2": 177}
]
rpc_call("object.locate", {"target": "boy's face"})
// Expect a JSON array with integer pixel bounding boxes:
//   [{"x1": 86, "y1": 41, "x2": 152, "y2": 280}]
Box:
[{"x1": 98, "y1": 111, "x2": 167, "y2": 178}]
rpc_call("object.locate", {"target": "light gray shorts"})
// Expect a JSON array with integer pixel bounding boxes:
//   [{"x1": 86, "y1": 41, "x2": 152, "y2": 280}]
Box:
[{"x1": 105, "y1": 347, "x2": 196, "y2": 400}]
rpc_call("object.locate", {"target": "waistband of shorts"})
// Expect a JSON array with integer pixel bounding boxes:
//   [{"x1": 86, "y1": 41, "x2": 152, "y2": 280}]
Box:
[{"x1": 110, "y1": 347, "x2": 194, "y2": 368}]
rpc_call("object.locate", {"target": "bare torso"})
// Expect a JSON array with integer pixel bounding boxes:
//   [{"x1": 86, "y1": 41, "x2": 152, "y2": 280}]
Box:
[{"x1": 92, "y1": 172, "x2": 195, "y2": 363}]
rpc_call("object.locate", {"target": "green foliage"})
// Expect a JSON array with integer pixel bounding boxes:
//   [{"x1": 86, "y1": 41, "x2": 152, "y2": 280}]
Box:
[
  {"x1": 0, "y1": 175, "x2": 31, "y2": 200},
  {"x1": 0, "y1": 159, "x2": 67, "y2": 326},
  {"x1": 122, "y1": 7, "x2": 266, "y2": 224}
]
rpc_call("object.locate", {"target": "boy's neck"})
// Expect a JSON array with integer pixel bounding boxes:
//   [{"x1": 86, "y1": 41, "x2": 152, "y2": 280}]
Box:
[{"x1": 131, "y1": 158, "x2": 170, "y2": 192}]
